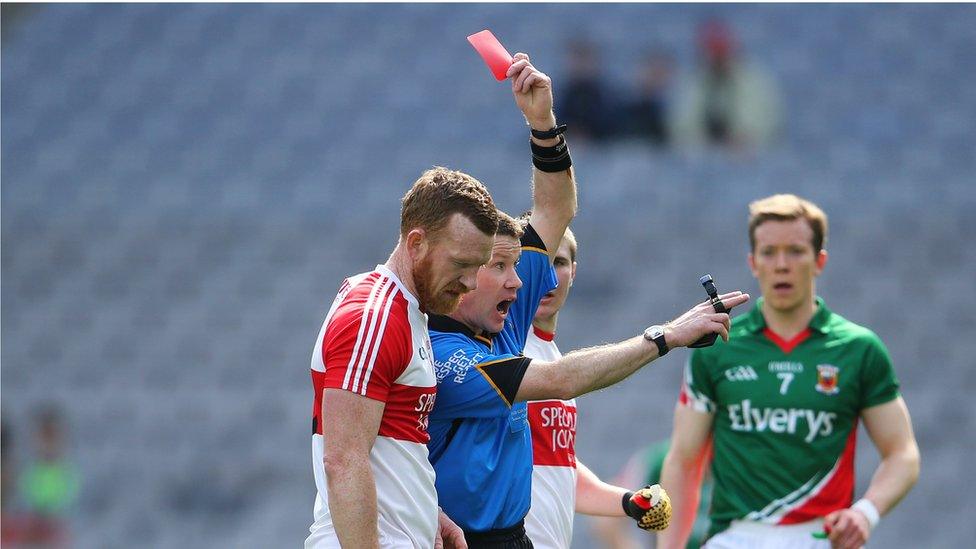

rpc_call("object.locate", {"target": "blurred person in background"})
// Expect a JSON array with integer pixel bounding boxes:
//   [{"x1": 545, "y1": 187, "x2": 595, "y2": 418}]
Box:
[
  {"x1": 625, "y1": 50, "x2": 674, "y2": 146},
  {"x1": 556, "y1": 39, "x2": 617, "y2": 142},
  {"x1": 592, "y1": 440, "x2": 712, "y2": 549},
  {"x1": 1, "y1": 417, "x2": 21, "y2": 544},
  {"x1": 306, "y1": 163, "x2": 501, "y2": 547},
  {"x1": 523, "y1": 227, "x2": 670, "y2": 548},
  {"x1": 428, "y1": 52, "x2": 750, "y2": 548},
  {"x1": 7, "y1": 405, "x2": 79, "y2": 547},
  {"x1": 658, "y1": 195, "x2": 921, "y2": 549},
  {"x1": 1, "y1": 419, "x2": 11, "y2": 506},
  {"x1": 672, "y1": 19, "x2": 782, "y2": 151}
]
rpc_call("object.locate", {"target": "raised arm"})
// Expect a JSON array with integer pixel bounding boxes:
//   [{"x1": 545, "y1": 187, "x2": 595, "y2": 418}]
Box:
[{"x1": 507, "y1": 53, "x2": 577, "y2": 257}]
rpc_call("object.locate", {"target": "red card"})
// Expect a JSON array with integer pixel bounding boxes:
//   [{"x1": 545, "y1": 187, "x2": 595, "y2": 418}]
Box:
[{"x1": 467, "y1": 29, "x2": 513, "y2": 81}]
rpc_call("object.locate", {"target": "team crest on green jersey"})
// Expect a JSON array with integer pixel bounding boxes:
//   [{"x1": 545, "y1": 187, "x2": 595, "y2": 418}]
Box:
[{"x1": 815, "y1": 364, "x2": 840, "y2": 395}]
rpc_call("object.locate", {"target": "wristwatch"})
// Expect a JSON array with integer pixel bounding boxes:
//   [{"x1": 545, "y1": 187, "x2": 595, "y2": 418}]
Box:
[{"x1": 643, "y1": 325, "x2": 669, "y2": 357}]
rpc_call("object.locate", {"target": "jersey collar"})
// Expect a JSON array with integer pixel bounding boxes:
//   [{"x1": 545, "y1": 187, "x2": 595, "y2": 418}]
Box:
[
  {"x1": 807, "y1": 298, "x2": 833, "y2": 334},
  {"x1": 428, "y1": 314, "x2": 495, "y2": 348},
  {"x1": 375, "y1": 264, "x2": 419, "y2": 309},
  {"x1": 532, "y1": 326, "x2": 555, "y2": 342},
  {"x1": 742, "y1": 296, "x2": 832, "y2": 334}
]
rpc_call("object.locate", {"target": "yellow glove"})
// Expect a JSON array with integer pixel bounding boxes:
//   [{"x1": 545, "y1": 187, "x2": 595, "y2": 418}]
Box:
[{"x1": 623, "y1": 484, "x2": 672, "y2": 531}]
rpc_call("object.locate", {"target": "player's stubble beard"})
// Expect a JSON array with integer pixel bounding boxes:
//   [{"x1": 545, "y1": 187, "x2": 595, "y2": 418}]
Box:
[{"x1": 413, "y1": 254, "x2": 467, "y2": 315}]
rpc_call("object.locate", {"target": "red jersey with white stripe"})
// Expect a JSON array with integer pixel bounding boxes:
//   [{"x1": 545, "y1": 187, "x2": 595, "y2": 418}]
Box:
[
  {"x1": 524, "y1": 327, "x2": 577, "y2": 549},
  {"x1": 307, "y1": 265, "x2": 438, "y2": 549}
]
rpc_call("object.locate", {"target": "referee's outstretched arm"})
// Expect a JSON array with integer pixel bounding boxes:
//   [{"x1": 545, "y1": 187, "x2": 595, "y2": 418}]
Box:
[{"x1": 514, "y1": 292, "x2": 750, "y2": 403}]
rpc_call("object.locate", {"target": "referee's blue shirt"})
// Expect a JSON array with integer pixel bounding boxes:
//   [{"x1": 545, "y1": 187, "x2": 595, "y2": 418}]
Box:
[{"x1": 428, "y1": 223, "x2": 558, "y2": 533}]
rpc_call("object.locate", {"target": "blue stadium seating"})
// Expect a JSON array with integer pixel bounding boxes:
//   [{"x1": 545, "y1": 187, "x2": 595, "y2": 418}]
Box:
[{"x1": 3, "y1": 3, "x2": 975, "y2": 547}]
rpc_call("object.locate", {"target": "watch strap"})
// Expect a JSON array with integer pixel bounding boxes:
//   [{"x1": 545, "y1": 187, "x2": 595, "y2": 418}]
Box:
[
  {"x1": 530, "y1": 123, "x2": 567, "y2": 140},
  {"x1": 645, "y1": 326, "x2": 669, "y2": 356}
]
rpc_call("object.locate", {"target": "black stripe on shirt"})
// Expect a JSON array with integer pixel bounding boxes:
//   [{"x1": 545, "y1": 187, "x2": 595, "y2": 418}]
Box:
[
  {"x1": 477, "y1": 356, "x2": 532, "y2": 406},
  {"x1": 521, "y1": 223, "x2": 547, "y2": 252}
]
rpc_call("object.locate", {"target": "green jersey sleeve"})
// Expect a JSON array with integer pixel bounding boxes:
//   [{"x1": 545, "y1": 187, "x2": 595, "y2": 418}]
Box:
[
  {"x1": 860, "y1": 332, "x2": 901, "y2": 409},
  {"x1": 682, "y1": 349, "x2": 718, "y2": 413}
]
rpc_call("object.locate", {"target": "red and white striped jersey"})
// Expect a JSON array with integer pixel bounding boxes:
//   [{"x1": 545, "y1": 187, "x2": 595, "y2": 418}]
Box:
[
  {"x1": 307, "y1": 265, "x2": 438, "y2": 549},
  {"x1": 524, "y1": 327, "x2": 578, "y2": 549}
]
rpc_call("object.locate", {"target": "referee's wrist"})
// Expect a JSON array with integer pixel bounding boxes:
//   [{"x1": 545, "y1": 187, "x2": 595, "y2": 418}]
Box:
[
  {"x1": 528, "y1": 118, "x2": 560, "y2": 147},
  {"x1": 530, "y1": 135, "x2": 571, "y2": 172},
  {"x1": 528, "y1": 114, "x2": 558, "y2": 133}
]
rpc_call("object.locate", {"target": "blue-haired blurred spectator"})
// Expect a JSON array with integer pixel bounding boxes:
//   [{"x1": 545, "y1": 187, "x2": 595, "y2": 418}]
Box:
[
  {"x1": 557, "y1": 39, "x2": 618, "y2": 142},
  {"x1": 626, "y1": 50, "x2": 674, "y2": 146},
  {"x1": 674, "y1": 19, "x2": 783, "y2": 150}
]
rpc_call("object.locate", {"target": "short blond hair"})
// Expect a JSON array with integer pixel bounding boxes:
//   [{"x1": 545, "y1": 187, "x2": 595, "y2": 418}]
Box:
[
  {"x1": 748, "y1": 194, "x2": 828, "y2": 253},
  {"x1": 514, "y1": 210, "x2": 577, "y2": 261},
  {"x1": 561, "y1": 227, "x2": 578, "y2": 262}
]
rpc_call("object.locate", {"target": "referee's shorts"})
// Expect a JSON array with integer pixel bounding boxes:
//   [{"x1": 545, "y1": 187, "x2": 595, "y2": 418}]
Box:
[{"x1": 464, "y1": 520, "x2": 533, "y2": 549}]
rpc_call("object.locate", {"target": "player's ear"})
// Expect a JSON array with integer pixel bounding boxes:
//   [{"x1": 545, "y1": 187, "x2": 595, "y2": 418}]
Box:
[
  {"x1": 747, "y1": 252, "x2": 758, "y2": 277},
  {"x1": 814, "y1": 249, "x2": 828, "y2": 276},
  {"x1": 405, "y1": 228, "x2": 429, "y2": 260},
  {"x1": 569, "y1": 261, "x2": 577, "y2": 285}
]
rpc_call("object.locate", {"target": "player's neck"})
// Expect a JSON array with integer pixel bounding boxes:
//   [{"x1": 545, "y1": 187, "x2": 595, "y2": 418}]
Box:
[
  {"x1": 761, "y1": 295, "x2": 817, "y2": 340},
  {"x1": 384, "y1": 247, "x2": 419, "y2": 300},
  {"x1": 447, "y1": 311, "x2": 483, "y2": 336},
  {"x1": 532, "y1": 313, "x2": 558, "y2": 335}
]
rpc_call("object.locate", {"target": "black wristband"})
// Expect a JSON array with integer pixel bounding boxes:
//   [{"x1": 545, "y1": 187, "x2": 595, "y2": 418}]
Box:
[
  {"x1": 530, "y1": 123, "x2": 567, "y2": 140},
  {"x1": 622, "y1": 491, "x2": 636, "y2": 517},
  {"x1": 530, "y1": 136, "x2": 572, "y2": 173}
]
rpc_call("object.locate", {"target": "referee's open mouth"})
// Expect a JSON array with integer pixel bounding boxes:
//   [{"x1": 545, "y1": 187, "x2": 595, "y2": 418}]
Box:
[{"x1": 496, "y1": 299, "x2": 514, "y2": 317}]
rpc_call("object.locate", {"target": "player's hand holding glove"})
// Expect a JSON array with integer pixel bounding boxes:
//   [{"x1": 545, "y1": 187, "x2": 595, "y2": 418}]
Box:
[{"x1": 623, "y1": 484, "x2": 672, "y2": 531}]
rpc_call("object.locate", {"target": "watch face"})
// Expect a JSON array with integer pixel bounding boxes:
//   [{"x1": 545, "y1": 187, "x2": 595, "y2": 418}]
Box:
[{"x1": 646, "y1": 326, "x2": 664, "y2": 340}]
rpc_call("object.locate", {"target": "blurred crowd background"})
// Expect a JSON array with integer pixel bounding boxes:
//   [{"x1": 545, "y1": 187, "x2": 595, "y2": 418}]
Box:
[{"x1": 2, "y1": 3, "x2": 975, "y2": 548}]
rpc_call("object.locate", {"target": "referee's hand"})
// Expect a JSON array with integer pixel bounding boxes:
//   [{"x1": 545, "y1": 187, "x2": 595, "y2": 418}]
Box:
[
  {"x1": 507, "y1": 53, "x2": 557, "y2": 132},
  {"x1": 664, "y1": 291, "x2": 750, "y2": 348}
]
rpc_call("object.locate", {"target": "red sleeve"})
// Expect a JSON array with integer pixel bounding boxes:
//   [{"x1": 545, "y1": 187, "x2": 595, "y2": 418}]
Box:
[{"x1": 320, "y1": 284, "x2": 412, "y2": 402}]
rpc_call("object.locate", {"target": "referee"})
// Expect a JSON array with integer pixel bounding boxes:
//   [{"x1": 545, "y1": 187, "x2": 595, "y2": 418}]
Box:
[{"x1": 427, "y1": 53, "x2": 749, "y2": 549}]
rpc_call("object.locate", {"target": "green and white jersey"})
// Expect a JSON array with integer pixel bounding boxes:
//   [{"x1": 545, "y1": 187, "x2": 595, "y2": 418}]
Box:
[{"x1": 681, "y1": 297, "x2": 899, "y2": 539}]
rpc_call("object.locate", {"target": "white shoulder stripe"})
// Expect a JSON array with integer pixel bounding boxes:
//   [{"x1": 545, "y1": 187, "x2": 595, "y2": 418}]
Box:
[
  {"x1": 683, "y1": 358, "x2": 716, "y2": 413},
  {"x1": 342, "y1": 275, "x2": 391, "y2": 390},
  {"x1": 358, "y1": 286, "x2": 401, "y2": 395},
  {"x1": 349, "y1": 277, "x2": 396, "y2": 393}
]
